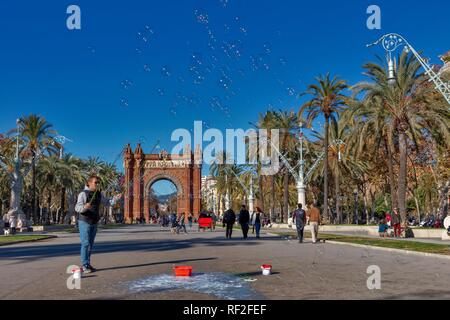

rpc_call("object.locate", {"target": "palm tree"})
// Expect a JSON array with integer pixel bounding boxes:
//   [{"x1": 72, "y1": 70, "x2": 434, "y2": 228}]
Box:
[
  {"x1": 13, "y1": 115, "x2": 59, "y2": 221},
  {"x1": 300, "y1": 73, "x2": 348, "y2": 222},
  {"x1": 256, "y1": 111, "x2": 278, "y2": 220},
  {"x1": 273, "y1": 110, "x2": 298, "y2": 222},
  {"x1": 352, "y1": 52, "x2": 450, "y2": 221},
  {"x1": 57, "y1": 154, "x2": 84, "y2": 224},
  {"x1": 37, "y1": 156, "x2": 62, "y2": 224}
]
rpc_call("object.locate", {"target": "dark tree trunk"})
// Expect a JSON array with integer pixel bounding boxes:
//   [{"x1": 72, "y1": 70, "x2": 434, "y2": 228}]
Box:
[
  {"x1": 32, "y1": 155, "x2": 37, "y2": 222},
  {"x1": 60, "y1": 187, "x2": 66, "y2": 224},
  {"x1": 384, "y1": 137, "x2": 397, "y2": 211},
  {"x1": 47, "y1": 191, "x2": 52, "y2": 225},
  {"x1": 335, "y1": 170, "x2": 341, "y2": 224},
  {"x1": 397, "y1": 130, "x2": 408, "y2": 223},
  {"x1": 323, "y1": 116, "x2": 330, "y2": 223}
]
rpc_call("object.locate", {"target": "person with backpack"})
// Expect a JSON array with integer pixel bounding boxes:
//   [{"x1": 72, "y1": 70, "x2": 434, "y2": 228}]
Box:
[
  {"x1": 223, "y1": 208, "x2": 236, "y2": 239},
  {"x1": 292, "y1": 204, "x2": 307, "y2": 243}
]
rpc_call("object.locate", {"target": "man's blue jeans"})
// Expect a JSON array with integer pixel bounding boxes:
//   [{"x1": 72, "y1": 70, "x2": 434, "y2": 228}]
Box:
[{"x1": 79, "y1": 220, "x2": 98, "y2": 266}]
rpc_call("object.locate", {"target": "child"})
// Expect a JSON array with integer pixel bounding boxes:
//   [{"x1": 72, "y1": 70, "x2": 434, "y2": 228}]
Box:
[{"x1": 378, "y1": 219, "x2": 388, "y2": 238}]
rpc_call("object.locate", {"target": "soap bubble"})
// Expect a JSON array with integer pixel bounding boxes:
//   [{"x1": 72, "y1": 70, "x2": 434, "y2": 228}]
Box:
[
  {"x1": 279, "y1": 57, "x2": 287, "y2": 66},
  {"x1": 161, "y1": 66, "x2": 171, "y2": 77},
  {"x1": 143, "y1": 64, "x2": 151, "y2": 72},
  {"x1": 121, "y1": 79, "x2": 134, "y2": 90},
  {"x1": 218, "y1": 76, "x2": 231, "y2": 90},
  {"x1": 195, "y1": 10, "x2": 209, "y2": 25},
  {"x1": 157, "y1": 88, "x2": 165, "y2": 96},
  {"x1": 120, "y1": 98, "x2": 129, "y2": 107},
  {"x1": 263, "y1": 43, "x2": 272, "y2": 55},
  {"x1": 287, "y1": 87, "x2": 296, "y2": 96}
]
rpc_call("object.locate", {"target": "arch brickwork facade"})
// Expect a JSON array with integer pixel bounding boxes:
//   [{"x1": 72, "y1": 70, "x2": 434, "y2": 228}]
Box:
[{"x1": 123, "y1": 143, "x2": 202, "y2": 223}]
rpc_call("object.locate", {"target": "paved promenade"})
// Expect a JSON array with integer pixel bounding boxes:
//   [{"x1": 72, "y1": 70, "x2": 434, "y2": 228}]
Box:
[{"x1": 1, "y1": 224, "x2": 450, "y2": 300}]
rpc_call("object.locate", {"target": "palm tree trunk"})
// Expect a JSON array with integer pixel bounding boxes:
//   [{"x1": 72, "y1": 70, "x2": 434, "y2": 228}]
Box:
[
  {"x1": 323, "y1": 116, "x2": 330, "y2": 223},
  {"x1": 47, "y1": 191, "x2": 52, "y2": 225},
  {"x1": 32, "y1": 154, "x2": 37, "y2": 222},
  {"x1": 397, "y1": 131, "x2": 408, "y2": 223},
  {"x1": 335, "y1": 170, "x2": 341, "y2": 224},
  {"x1": 60, "y1": 187, "x2": 66, "y2": 224},
  {"x1": 384, "y1": 138, "x2": 397, "y2": 210},
  {"x1": 258, "y1": 172, "x2": 265, "y2": 212}
]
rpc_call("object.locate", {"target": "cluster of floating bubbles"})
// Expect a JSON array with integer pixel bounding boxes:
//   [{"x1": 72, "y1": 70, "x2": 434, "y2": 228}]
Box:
[
  {"x1": 120, "y1": 98, "x2": 129, "y2": 108},
  {"x1": 157, "y1": 88, "x2": 165, "y2": 96},
  {"x1": 120, "y1": 79, "x2": 134, "y2": 90},
  {"x1": 116, "y1": 4, "x2": 295, "y2": 128},
  {"x1": 189, "y1": 52, "x2": 206, "y2": 84},
  {"x1": 135, "y1": 25, "x2": 154, "y2": 56},
  {"x1": 143, "y1": 64, "x2": 151, "y2": 72},
  {"x1": 160, "y1": 66, "x2": 171, "y2": 77},
  {"x1": 194, "y1": 10, "x2": 209, "y2": 25},
  {"x1": 287, "y1": 87, "x2": 296, "y2": 96}
]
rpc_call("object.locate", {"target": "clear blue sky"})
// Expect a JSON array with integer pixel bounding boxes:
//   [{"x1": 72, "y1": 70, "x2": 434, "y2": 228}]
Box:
[{"x1": 0, "y1": 0, "x2": 449, "y2": 175}]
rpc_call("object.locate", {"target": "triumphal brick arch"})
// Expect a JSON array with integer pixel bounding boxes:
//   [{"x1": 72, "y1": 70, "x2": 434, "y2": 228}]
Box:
[{"x1": 123, "y1": 143, "x2": 202, "y2": 223}]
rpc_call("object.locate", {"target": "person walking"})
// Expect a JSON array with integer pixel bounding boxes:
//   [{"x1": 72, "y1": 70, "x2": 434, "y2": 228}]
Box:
[
  {"x1": 75, "y1": 175, "x2": 121, "y2": 273},
  {"x1": 238, "y1": 205, "x2": 250, "y2": 239},
  {"x1": 392, "y1": 208, "x2": 402, "y2": 238},
  {"x1": 292, "y1": 204, "x2": 307, "y2": 243},
  {"x1": 307, "y1": 202, "x2": 321, "y2": 244},
  {"x1": 211, "y1": 211, "x2": 218, "y2": 230},
  {"x1": 176, "y1": 213, "x2": 188, "y2": 234},
  {"x1": 250, "y1": 207, "x2": 264, "y2": 239},
  {"x1": 223, "y1": 208, "x2": 236, "y2": 239},
  {"x1": 188, "y1": 213, "x2": 193, "y2": 230}
]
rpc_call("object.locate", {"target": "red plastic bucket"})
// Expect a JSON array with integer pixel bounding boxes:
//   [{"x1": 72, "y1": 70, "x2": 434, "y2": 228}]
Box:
[
  {"x1": 261, "y1": 264, "x2": 272, "y2": 276},
  {"x1": 174, "y1": 266, "x2": 193, "y2": 277}
]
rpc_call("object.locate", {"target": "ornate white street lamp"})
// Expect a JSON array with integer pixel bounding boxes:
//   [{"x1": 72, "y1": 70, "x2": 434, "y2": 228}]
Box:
[
  {"x1": 297, "y1": 122, "x2": 306, "y2": 207},
  {"x1": 368, "y1": 33, "x2": 450, "y2": 105}
]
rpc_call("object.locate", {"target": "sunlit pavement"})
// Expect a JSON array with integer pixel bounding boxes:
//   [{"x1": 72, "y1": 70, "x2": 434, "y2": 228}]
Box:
[{"x1": 1, "y1": 224, "x2": 450, "y2": 300}]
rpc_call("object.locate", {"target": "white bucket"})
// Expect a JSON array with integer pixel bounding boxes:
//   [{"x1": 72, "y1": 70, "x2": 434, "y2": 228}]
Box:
[
  {"x1": 261, "y1": 265, "x2": 272, "y2": 276},
  {"x1": 72, "y1": 268, "x2": 82, "y2": 279}
]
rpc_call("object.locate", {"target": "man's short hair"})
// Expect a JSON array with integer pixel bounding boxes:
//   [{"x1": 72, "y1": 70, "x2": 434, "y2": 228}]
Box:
[
  {"x1": 298, "y1": 203, "x2": 302, "y2": 208},
  {"x1": 87, "y1": 174, "x2": 100, "y2": 185}
]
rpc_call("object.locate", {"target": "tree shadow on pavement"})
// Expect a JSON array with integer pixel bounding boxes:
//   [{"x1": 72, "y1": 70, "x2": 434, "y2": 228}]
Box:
[
  {"x1": 97, "y1": 257, "x2": 217, "y2": 272},
  {"x1": 0, "y1": 236, "x2": 284, "y2": 263}
]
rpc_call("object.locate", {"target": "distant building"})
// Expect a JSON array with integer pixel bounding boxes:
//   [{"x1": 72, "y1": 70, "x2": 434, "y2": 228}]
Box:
[{"x1": 201, "y1": 176, "x2": 219, "y2": 214}]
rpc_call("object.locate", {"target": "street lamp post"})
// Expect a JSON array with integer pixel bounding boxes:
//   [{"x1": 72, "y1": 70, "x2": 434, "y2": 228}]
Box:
[
  {"x1": 368, "y1": 33, "x2": 450, "y2": 105},
  {"x1": 297, "y1": 122, "x2": 306, "y2": 207},
  {"x1": 225, "y1": 174, "x2": 230, "y2": 210},
  {"x1": 15, "y1": 119, "x2": 20, "y2": 162},
  {"x1": 248, "y1": 174, "x2": 254, "y2": 213}
]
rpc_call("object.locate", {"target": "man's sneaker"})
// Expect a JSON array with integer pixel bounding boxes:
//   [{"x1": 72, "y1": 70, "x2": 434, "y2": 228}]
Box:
[{"x1": 83, "y1": 264, "x2": 97, "y2": 273}]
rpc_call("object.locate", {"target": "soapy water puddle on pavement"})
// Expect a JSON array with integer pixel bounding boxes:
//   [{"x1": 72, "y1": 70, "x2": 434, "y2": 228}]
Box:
[{"x1": 127, "y1": 272, "x2": 265, "y2": 300}]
